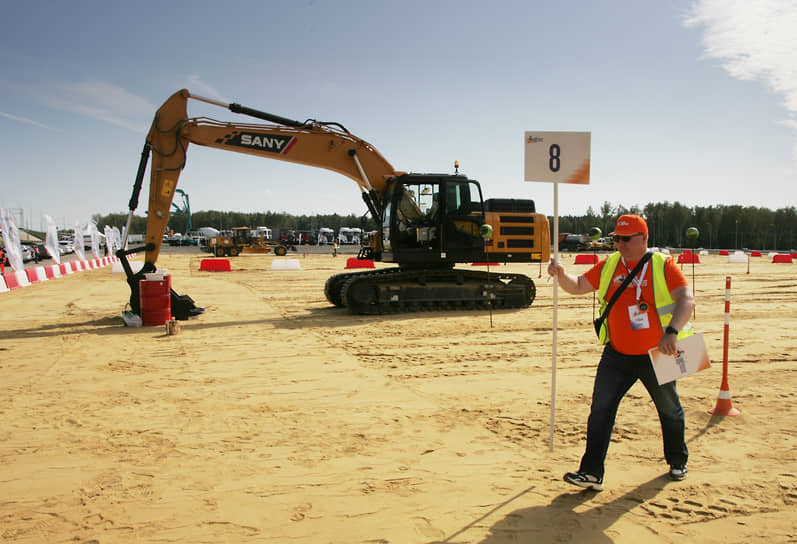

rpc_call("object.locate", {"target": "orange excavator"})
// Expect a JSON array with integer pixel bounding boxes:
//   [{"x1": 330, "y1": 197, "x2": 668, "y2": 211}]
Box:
[{"x1": 118, "y1": 89, "x2": 549, "y2": 316}]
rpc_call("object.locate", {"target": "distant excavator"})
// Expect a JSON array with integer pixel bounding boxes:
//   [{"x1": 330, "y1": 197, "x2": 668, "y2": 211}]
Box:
[
  {"x1": 118, "y1": 89, "x2": 550, "y2": 317},
  {"x1": 170, "y1": 188, "x2": 192, "y2": 236}
]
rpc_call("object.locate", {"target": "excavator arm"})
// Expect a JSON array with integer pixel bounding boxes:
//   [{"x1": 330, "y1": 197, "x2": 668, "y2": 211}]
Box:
[{"x1": 140, "y1": 89, "x2": 402, "y2": 264}]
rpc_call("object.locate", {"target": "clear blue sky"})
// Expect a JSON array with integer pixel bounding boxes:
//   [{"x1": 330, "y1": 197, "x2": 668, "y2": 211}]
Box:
[{"x1": 1, "y1": 0, "x2": 795, "y2": 230}]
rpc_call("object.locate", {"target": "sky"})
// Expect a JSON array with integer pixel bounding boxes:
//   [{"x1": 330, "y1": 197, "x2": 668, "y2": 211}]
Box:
[{"x1": 1, "y1": 0, "x2": 795, "y2": 231}]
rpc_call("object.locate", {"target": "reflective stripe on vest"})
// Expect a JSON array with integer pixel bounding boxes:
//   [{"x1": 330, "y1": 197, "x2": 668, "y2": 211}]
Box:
[{"x1": 597, "y1": 251, "x2": 693, "y2": 345}]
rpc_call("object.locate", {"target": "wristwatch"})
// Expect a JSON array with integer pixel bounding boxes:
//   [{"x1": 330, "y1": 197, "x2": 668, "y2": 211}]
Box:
[{"x1": 665, "y1": 325, "x2": 679, "y2": 336}]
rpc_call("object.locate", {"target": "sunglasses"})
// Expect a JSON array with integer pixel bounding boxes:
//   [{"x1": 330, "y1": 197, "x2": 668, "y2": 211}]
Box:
[{"x1": 612, "y1": 233, "x2": 643, "y2": 243}]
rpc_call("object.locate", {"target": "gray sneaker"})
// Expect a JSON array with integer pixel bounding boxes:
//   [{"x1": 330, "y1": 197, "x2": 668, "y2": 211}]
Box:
[
  {"x1": 669, "y1": 465, "x2": 688, "y2": 481},
  {"x1": 564, "y1": 471, "x2": 604, "y2": 491}
]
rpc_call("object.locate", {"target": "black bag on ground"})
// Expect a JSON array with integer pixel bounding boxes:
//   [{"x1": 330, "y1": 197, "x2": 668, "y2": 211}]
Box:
[{"x1": 170, "y1": 289, "x2": 205, "y2": 320}]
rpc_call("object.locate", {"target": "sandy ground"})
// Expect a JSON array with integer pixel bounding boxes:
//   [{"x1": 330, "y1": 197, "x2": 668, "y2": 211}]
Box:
[{"x1": 1, "y1": 248, "x2": 796, "y2": 543}]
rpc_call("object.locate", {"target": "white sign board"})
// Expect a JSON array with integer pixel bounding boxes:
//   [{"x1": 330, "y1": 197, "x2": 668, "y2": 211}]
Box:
[
  {"x1": 524, "y1": 131, "x2": 591, "y2": 184},
  {"x1": 648, "y1": 333, "x2": 711, "y2": 385}
]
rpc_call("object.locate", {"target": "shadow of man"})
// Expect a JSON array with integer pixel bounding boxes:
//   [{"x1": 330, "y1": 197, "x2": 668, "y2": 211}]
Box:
[{"x1": 473, "y1": 475, "x2": 669, "y2": 543}]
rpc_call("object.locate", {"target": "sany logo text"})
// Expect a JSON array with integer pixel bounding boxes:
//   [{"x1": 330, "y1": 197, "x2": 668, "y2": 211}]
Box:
[{"x1": 219, "y1": 132, "x2": 296, "y2": 154}]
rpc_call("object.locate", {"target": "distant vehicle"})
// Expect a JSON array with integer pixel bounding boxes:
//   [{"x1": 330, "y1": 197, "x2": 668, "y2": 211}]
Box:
[
  {"x1": 589, "y1": 237, "x2": 615, "y2": 251},
  {"x1": 254, "y1": 226, "x2": 272, "y2": 240},
  {"x1": 317, "y1": 227, "x2": 335, "y2": 245},
  {"x1": 21, "y1": 245, "x2": 34, "y2": 262},
  {"x1": 59, "y1": 239, "x2": 75, "y2": 254},
  {"x1": 31, "y1": 242, "x2": 56, "y2": 260},
  {"x1": 208, "y1": 227, "x2": 291, "y2": 257},
  {"x1": 197, "y1": 227, "x2": 220, "y2": 239},
  {"x1": 558, "y1": 232, "x2": 590, "y2": 252},
  {"x1": 338, "y1": 227, "x2": 362, "y2": 245},
  {"x1": 166, "y1": 233, "x2": 200, "y2": 246},
  {"x1": 188, "y1": 232, "x2": 207, "y2": 246},
  {"x1": 279, "y1": 229, "x2": 316, "y2": 245}
]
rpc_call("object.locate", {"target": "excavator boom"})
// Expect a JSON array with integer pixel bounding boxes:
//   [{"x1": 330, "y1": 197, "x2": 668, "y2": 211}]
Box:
[{"x1": 143, "y1": 89, "x2": 401, "y2": 264}]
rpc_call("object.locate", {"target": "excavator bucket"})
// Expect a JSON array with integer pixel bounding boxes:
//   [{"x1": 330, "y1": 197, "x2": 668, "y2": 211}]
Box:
[{"x1": 117, "y1": 247, "x2": 204, "y2": 321}]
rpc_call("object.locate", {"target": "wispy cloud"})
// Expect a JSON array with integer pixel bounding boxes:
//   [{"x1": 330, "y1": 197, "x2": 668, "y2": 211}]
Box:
[
  {"x1": 33, "y1": 80, "x2": 155, "y2": 133},
  {"x1": 0, "y1": 111, "x2": 61, "y2": 131},
  {"x1": 686, "y1": 0, "x2": 797, "y2": 169},
  {"x1": 183, "y1": 75, "x2": 228, "y2": 103},
  {"x1": 17, "y1": 77, "x2": 226, "y2": 133},
  {"x1": 685, "y1": 0, "x2": 797, "y2": 113}
]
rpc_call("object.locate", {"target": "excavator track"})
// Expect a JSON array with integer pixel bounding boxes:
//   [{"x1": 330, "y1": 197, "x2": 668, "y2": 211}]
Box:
[{"x1": 325, "y1": 268, "x2": 536, "y2": 315}]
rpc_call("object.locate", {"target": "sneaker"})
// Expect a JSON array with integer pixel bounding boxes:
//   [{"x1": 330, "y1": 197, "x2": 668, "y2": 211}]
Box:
[
  {"x1": 669, "y1": 465, "x2": 688, "y2": 481},
  {"x1": 564, "y1": 471, "x2": 604, "y2": 491}
]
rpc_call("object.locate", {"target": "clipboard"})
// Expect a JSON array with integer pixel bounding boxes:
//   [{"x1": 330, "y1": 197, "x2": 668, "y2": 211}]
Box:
[{"x1": 648, "y1": 332, "x2": 711, "y2": 385}]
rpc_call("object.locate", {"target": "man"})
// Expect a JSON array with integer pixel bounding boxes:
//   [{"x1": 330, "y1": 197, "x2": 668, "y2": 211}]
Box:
[{"x1": 548, "y1": 214, "x2": 695, "y2": 491}]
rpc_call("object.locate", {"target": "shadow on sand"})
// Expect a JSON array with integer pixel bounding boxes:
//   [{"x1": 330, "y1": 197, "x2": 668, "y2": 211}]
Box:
[{"x1": 431, "y1": 475, "x2": 671, "y2": 544}]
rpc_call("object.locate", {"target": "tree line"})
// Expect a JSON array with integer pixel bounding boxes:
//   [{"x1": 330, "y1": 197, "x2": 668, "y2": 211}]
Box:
[
  {"x1": 90, "y1": 201, "x2": 797, "y2": 251},
  {"x1": 553, "y1": 201, "x2": 795, "y2": 251}
]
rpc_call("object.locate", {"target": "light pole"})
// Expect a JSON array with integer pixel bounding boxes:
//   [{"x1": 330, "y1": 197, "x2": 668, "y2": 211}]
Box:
[
  {"x1": 705, "y1": 222, "x2": 711, "y2": 249},
  {"x1": 735, "y1": 220, "x2": 739, "y2": 249},
  {"x1": 771, "y1": 224, "x2": 776, "y2": 250}
]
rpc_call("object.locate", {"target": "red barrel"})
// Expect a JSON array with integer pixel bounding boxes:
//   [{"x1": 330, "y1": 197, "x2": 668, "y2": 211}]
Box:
[{"x1": 139, "y1": 275, "x2": 172, "y2": 326}]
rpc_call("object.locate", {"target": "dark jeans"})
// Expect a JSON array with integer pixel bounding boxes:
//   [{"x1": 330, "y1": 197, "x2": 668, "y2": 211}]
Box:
[{"x1": 579, "y1": 345, "x2": 688, "y2": 478}]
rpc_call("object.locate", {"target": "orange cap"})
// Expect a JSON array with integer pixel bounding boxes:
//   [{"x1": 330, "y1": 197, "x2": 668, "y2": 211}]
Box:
[{"x1": 610, "y1": 214, "x2": 648, "y2": 236}]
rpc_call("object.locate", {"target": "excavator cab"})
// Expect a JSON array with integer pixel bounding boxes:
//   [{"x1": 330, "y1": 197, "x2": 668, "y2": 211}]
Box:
[{"x1": 381, "y1": 174, "x2": 487, "y2": 267}]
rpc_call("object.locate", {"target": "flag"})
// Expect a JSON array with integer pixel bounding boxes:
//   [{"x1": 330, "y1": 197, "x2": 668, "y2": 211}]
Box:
[
  {"x1": 0, "y1": 208, "x2": 24, "y2": 271},
  {"x1": 45, "y1": 215, "x2": 61, "y2": 265}
]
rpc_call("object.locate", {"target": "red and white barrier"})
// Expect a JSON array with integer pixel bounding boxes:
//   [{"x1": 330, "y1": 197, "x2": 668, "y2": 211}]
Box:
[
  {"x1": 45, "y1": 264, "x2": 62, "y2": 279},
  {"x1": 1, "y1": 255, "x2": 120, "y2": 294},
  {"x1": 26, "y1": 266, "x2": 48, "y2": 284},
  {"x1": 3, "y1": 270, "x2": 31, "y2": 290}
]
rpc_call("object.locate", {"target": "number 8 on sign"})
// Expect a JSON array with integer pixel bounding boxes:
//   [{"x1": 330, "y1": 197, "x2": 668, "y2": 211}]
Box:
[
  {"x1": 549, "y1": 144, "x2": 561, "y2": 172},
  {"x1": 524, "y1": 131, "x2": 590, "y2": 184}
]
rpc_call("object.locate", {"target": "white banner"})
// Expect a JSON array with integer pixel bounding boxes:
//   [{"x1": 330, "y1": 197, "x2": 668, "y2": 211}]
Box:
[
  {"x1": 88, "y1": 221, "x2": 101, "y2": 259},
  {"x1": 112, "y1": 226, "x2": 122, "y2": 253},
  {"x1": 0, "y1": 208, "x2": 24, "y2": 271},
  {"x1": 73, "y1": 221, "x2": 86, "y2": 261},
  {"x1": 45, "y1": 214, "x2": 62, "y2": 265},
  {"x1": 104, "y1": 225, "x2": 114, "y2": 255}
]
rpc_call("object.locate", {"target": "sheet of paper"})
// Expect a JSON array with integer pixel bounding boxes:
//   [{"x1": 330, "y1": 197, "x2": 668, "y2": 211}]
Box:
[{"x1": 648, "y1": 332, "x2": 711, "y2": 385}]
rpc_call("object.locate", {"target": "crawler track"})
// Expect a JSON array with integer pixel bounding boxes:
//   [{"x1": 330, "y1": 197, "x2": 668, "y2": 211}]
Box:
[{"x1": 324, "y1": 267, "x2": 536, "y2": 314}]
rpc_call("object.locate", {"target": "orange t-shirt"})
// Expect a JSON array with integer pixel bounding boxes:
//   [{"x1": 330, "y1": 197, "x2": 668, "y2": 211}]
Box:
[{"x1": 584, "y1": 255, "x2": 688, "y2": 355}]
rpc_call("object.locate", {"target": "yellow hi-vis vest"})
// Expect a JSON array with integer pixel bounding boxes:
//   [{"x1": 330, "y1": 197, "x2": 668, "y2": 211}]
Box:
[{"x1": 597, "y1": 251, "x2": 694, "y2": 345}]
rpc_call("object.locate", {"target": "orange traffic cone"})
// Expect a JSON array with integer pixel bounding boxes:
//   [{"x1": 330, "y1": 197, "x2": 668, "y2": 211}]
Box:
[
  {"x1": 709, "y1": 383, "x2": 740, "y2": 416},
  {"x1": 710, "y1": 276, "x2": 740, "y2": 417}
]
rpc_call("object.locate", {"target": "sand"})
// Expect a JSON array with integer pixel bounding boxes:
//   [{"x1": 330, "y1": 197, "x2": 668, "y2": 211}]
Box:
[{"x1": 1, "y1": 249, "x2": 796, "y2": 543}]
